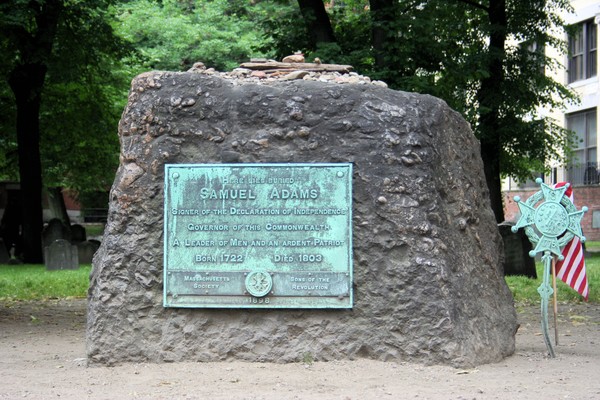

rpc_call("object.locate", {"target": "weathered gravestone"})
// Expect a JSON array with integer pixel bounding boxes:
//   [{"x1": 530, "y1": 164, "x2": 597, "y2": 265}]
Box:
[
  {"x1": 42, "y1": 218, "x2": 71, "y2": 249},
  {"x1": 499, "y1": 221, "x2": 537, "y2": 278},
  {"x1": 0, "y1": 239, "x2": 9, "y2": 264},
  {"x1": 77, "y1": 240, "x2": 100, "y2": 264},
  {"x1": 88, "y1": 68, "x2": 518, "y2": 367},
  {"x1": 70, "y1": 224, "x2": 87, "y2": 244},
  {"x1": 45, "y1": 239, "x2": 78, "y2": 270}
]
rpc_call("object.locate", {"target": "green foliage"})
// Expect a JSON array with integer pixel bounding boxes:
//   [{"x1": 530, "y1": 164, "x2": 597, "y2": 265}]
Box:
[
  {"x1": 257, "y1": 0, "x2": 577, "y2": 185},
  {"x1": 506, "y1": 252, "x2": 600, "y2": 304},
  {"x1": 317, "y1": 2, "x2": 373, "y2": 68},
  {"x1": 113, "y1": 0, "x2": 272, "y2": 72},
  {"x1": 40, "y1": 76, "x2": 123, "y2": 195},
  {"x1": 384, "y1": 0, "x2": 576, "y2": 182},
  {"x1": 0, "y1": 264, "x2": 91, "y2": 301},
  {"x1": 0, "y1": 0, "x2": 580, "y2": 210},
  {"x1": 255, "y1": 0, "x2": 373, "y2": 67},
  {"x1": 253, "y1": 1, "x2": 312, "y2": 62},
  {"x1": 41, "y1": 2, "x2": 133, "y2": 196},
  {"x1": 0, "y1": 0, "x2": 133, "y2": 197}
]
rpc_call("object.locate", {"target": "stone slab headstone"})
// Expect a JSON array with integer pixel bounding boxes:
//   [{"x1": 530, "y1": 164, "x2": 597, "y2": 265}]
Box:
[
  {"x1": 88, "y1": 70, "x2": 518, "y2": 367},
  {"x1": 77, "y1": 240, "x2": 100, "y2": 264},
  {"x1": 42, "y1": 218, "x2": 71, "y2": 249},
  {"x1": 70, "y1": 224, "x2": 87, "y2": 244},
  {"x1": 0, "y1": 239, "x2": 9, "y2": 264},
  {"x1": 45, "y1": 239, "x2": 79, "y2": 270},
  {"x1": 499, "y1": 222, "x2": 537, "y2": 278}
]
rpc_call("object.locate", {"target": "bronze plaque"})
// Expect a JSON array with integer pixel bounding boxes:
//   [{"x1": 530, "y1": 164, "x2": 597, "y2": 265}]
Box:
[{"x1": 163, "y1": 163, "x2": 353, "y2": 308}]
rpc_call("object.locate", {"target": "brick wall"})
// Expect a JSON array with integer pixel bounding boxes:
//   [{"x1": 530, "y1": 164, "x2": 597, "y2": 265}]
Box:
[{"x1": 504, "y1": 185, "x2": 600, "y2": 241}]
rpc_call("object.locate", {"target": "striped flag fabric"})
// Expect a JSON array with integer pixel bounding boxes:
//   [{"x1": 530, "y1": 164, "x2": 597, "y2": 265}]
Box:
[{"x1": 554, "y1": 182, "x2": 589, "y2": 300}]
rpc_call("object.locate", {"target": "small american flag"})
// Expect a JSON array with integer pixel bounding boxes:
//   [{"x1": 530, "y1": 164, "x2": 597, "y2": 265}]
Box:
[{"x1": 554, "y1": 182, "x2": 589, "y2": 300}]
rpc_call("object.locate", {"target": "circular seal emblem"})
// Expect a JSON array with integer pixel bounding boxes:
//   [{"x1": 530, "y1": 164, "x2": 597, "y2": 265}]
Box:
[
  {"x1": 245, "y1": 271, "x2": 272, "y2": 298},
  {"x1": 534, "y1": 202, "x2": 569, "y2": 237}
]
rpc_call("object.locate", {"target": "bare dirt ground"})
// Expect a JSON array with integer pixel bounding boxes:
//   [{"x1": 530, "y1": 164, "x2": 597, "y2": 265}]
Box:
[{"x1": 0, "y1": 299, "x2": 599, "y2": 400}]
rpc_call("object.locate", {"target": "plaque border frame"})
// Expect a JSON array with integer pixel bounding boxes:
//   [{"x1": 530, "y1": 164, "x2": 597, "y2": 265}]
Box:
[{"x1": 163, "y1": 162, "x2": 353, "y2": 309}]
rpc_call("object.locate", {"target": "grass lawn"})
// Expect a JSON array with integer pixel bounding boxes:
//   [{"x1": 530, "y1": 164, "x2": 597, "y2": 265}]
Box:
[
  {"x1": 0, "y1": 243, "x2": 598, "y2": 303},
  {"x1": 0, "y1": 264, "x2": 91, "y2": 301},
  {"x1": 84, "y1": 224, "x2": 105, "y2": 238},
  {"x1": 0, "y1": 224, "x2": 103, "y2": 301},
  {"x1": 506, "y1": 247, "x2": 599, "y2": 304}
]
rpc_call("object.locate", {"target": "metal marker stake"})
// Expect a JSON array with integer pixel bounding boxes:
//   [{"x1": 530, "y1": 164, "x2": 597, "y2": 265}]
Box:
[
  {"x1": 551, "y1": 257, "x2": 559, "y2": 346},
  {"x1": 511, "y1": 179, "x2": 587, "y2": 358},
  {"x1": 538, "y1": 251, "x2": 555, "y2": 358}
]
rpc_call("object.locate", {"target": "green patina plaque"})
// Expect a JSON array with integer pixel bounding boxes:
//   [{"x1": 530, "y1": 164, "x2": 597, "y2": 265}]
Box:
[{"x1": 163, "y1": 163, "x2": 353, "y2": 308}]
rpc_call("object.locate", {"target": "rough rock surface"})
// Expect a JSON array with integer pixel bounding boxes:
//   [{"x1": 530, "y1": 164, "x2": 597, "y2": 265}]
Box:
[{"x1": 88, "y1": 69, "x2": 518, "y2": 367}]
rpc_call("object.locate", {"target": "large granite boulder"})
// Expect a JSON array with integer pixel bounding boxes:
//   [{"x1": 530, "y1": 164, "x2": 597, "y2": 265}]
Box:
[{"x1": 88, "y1": 69, "x2": 517, "y2": 366}]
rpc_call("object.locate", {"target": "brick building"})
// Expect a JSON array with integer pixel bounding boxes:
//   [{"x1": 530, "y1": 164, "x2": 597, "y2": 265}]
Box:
[
  {"x1": 504, "y1": 185, "x2": 600, "y2": 241},
  {"x1": 503, "y1": 0, "x2": 600, "y2": 242}
]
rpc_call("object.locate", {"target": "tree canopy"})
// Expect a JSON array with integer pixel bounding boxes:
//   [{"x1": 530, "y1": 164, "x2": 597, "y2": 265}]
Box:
[
  {"x1": 112, "y1": 0, "x2": 272, "y2": 72},
  {"x1": 261, "y1": 0, "x2": 577, "y2": 222},
  {"x1": 0, "y1": 0, "x2": 131, "y2": 261},
  {"x1": 0, "y1": 0, "x2": 578, "y2": 261}
]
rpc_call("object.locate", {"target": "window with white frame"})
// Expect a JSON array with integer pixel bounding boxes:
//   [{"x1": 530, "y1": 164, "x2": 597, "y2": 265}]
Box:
[
  {"x1": 568, "y1": 19, "x2": 597, "y2": 83},
  {"x1": 521, "y1": 39, "x2": 545, "y2": 75},
  {"x1": 567, "y1": 109, "x2": 598, "y2": 184}
]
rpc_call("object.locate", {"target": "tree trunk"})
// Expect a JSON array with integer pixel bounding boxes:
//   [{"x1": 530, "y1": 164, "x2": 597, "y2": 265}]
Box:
[
  {"x1": 481, "y1": 141, "x2": 505, "y2": 223},
  {"x1": 296, "y1": 0, "x2": 336, "y2": 46},
  {"x1": 6, "y1": 0, "x2": 63, "y2": 263},
  {"x1": 369, "y1": 0, "x2": 395, "y2": 69},
  {"x1": 8, "y1": 63, "x2": 47, "y2": 263},
  {"x1": 47, "y1": 187, "x2": 72, "y2": 228},
  {"x1": 477, "y1": 0, "x2": 507, "y2": 223}
]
